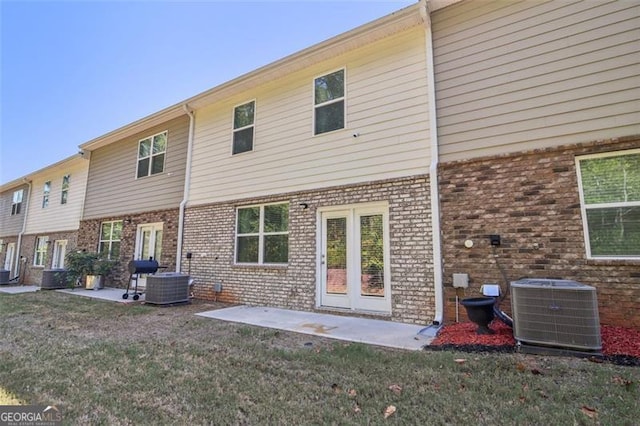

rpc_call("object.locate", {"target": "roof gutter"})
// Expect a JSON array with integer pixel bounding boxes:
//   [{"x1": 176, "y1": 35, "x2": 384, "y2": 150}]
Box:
[
  {"x1": 422, "y1": 0, "x2": 444, "y2": 325},
  {"x1": 176, "y1": 104, "x2": 195, "y2": 273},
  {"x1": 15, "y1": 179, "x2": 32, "y2": 283}
]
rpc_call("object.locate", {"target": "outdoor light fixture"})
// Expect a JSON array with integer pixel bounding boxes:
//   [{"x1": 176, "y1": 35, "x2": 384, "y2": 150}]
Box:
[{"x1": 299, "y1": 203, "x2": 309, "y2": 209}]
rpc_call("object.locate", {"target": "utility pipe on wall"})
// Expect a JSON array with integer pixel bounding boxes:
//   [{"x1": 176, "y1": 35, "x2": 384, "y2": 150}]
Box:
[
  {"x1": 176, "y1": 104, "x2": 195, "y2": 273},
  {"x1": 15, "y1": 179, "x2": 32, "y2": 283},
  {"x1": 422, "y1": 0, "x2": 444, "y2": 325}
]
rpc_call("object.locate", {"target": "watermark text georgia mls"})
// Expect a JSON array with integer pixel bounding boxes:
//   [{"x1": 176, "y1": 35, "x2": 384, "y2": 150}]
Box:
[{"x1": 0, "y1": 405, "x2": 62, "y2": 426}]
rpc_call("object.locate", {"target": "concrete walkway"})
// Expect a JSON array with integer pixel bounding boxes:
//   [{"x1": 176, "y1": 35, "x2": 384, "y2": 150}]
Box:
[
  {"x1": 197, "y1": 305, "x2": 439, "y2": 350},
  {"x1": 0, "y1": 285, "x2": 39, "y2": 294}
]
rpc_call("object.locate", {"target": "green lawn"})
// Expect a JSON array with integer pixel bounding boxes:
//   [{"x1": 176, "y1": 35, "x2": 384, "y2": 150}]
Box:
[{"x1": 1, "y1": 291, "x2": 638, "y2": 425}]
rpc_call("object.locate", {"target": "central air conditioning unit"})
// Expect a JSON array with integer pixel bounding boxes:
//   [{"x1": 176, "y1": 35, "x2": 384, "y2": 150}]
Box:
[{"x1": 511, "y1": 278, "x2": 601, "y2": 351}]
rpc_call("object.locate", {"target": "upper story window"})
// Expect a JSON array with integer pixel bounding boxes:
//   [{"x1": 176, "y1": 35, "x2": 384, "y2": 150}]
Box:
[
  {"x1": 232, "y1": 100, "x2": 255, "y2": 155},
  {"x1": 99, "y1": 220, "x2": 123, "y2": 260},
  {"x1": 236, "y1": 202, "x2": 289, "y2": 264},
  {"x1": 34, "y1": 236, "x2": 49, "y2": 267},
  {"x1": 11, "y1": 189, "x2": 23, "y2": 215},
  {"x1": 42, "y1": 181, "x2": 51, "y2": 208},
  {"x1": 314, "y1": 69, "x2": 345, "y2": 135},
  {"x1": 137, "y1": 131, "x2": 167, "y2": 178},
  {"x1": 576, "y1": 149, "x2": 640, "y2": 259},
  {"x1": 61, "y1": 175, "x2": 70, "y2": 205}
]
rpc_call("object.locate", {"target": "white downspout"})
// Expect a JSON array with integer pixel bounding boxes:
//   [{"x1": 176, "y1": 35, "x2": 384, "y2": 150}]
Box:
[
  {"x1": 176, "y1": 104, "x2": 195, "y2": 273},
  {"x1": 422, "y1": 0, "x2": 444, "y2": 325},
  {"x1": 15, "y1": 179, "x2": 32, "y2": 283}
]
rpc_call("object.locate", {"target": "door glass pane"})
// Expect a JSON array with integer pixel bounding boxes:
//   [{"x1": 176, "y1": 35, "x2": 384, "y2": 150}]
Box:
[
  {"x1": 360, "y1": 214, "x2": 384, "y2": 297},
  {"x1": 154, "y1": 230, "x2": 163, "y2": 262},
  {"x1": 326, "y1": 217, "x2": 347, "y2": 295},
  {"x1": 141, "y1": 230, "x2": 151, "y2": 260},
  {"x1": 53, "y1": 241, "x2": 66, "y2": 269}
]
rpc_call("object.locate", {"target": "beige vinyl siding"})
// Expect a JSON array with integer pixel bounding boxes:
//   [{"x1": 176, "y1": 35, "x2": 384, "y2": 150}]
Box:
[
  {"x1": 82, "y1": 115, "x2": 189, "y2": 219},
  {"x1": 189, "y1": 26, "x2": 430, "y2": 205},
  {"x1": 24, "y1": 158, "x2": 89, "y2": 234},
  {"x1": 0, "y1": 184, "x2": 29, "y2": 237},
  {"x1": 432, "y1": 0, "x2": 640, "y2": 162}
]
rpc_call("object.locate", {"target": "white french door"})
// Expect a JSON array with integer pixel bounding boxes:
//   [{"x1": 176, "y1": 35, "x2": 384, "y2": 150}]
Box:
[
  {"x1": 318, "y1": 204, "x2": 391, "y2": 313},
  {"x1": 134, "y1": 223, "x2": 163, "y2": 288},
  {"x1": 52, "y1": 240, "x2": 68, "y2": 269},
  {"x1": 4, "y1": 243, "x2": 16, "y2": 277}
]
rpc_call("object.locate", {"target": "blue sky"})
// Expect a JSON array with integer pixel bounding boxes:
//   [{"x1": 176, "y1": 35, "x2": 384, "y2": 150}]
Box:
[{"x1": 0, "y1": 0, "x2": 415, "y2": 184}]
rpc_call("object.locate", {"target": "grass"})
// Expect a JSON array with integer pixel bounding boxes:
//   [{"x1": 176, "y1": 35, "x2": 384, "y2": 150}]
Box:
[{"x1": 1, "y1": 291, "x2": 638, "y2": 425}]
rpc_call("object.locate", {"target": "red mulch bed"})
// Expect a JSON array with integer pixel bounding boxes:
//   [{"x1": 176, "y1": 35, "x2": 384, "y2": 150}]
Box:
[{"x1": 429, "y1": 321, "x2": 640, "y2": 366}]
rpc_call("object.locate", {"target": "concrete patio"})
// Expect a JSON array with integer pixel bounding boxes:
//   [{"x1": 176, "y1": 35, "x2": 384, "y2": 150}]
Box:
[
  {"x1": 197, "y1": 305, "x2": 439, "y2": 351},
  {"x1": 0, "y1": 285, "x2": 40, "y2": 294},
  {"x1": 56, "y1": 287, "x2": 145, "y2": 303}
]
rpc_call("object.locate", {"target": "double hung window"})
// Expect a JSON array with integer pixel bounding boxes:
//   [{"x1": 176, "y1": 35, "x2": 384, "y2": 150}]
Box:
[
  {"x1": 137, "y1": 131, "x2": 167, "y2": 178},
  {"x1": 99, "y1": 221, "x2": 123, "y2": 259},
  {"x1": 314, "y1": 69, "x2": 345, "y2": 135},
  {"x1": 233, "y1": 101, "x2": 255, "y2": 155},
  {"x1": 42, "y1": 181, "x2": 51, "y2": 208},
  {"x1": 11, "y1": 190, "x2": 23, "y2": 215},
  {"x1": 61, "y1": 175, "x2": 70, "y2": 204},
  {"x1": 576, "y1": 149, "x2": 640, "y2": 258},
  {"x1": 236, "y1": 203, "x2": 289, "y2": 264},
  {"x1": 34, "y1": 236, "x2": 49, "y2": 266}
]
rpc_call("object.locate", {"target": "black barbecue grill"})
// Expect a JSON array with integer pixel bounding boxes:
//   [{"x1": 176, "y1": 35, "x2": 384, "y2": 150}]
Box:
[{"x1": 123, "y1": 259, "x2": 159, "y2": 300}]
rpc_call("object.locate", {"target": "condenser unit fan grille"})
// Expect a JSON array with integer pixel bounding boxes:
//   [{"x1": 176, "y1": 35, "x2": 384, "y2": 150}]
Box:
[{"x1": 511, "y1": 279, "x2": 601, "y2": 351}]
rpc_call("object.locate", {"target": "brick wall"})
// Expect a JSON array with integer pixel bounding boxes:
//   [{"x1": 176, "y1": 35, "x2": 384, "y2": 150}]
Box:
[
  {"x1": 183, "y1": 175, "x2": 434, "y2": 325},
  {"x1": 78, "y1": 208, "x2": 179, "y2": 287},
  {"x1": 439, "y1": 136, "x2": 640, "y2": 328},
  {"x1": 20, "y1": 231, "x2": 78, "y2": 285}
]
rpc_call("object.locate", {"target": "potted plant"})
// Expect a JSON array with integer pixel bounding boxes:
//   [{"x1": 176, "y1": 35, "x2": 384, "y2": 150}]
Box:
[
  {"x1": 64, "y1": 250, "x2": 117, "y2": 290},
  {"x1": 87, "y1": 256, "x2": 117, "y2": 290}
]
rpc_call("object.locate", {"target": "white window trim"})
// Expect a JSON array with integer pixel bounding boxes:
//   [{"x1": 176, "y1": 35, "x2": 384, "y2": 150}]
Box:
[
  {"x1": 575, "y1": 148, "x2": 640, "y2": 260},
  {"x1": 312, "y1": 67, "x2": 347, "y2": 137},
  {"x1": 231, "y1": 99, "x2": 256, "y2": 156},
  {"x1": 136, "y1": 130, "x2": 168, "y2": 179},
  {"x1": 99, "y1": 220, "x2": 123, "y2": 260},
  {"x1": 235, "y1": 202, "x2": 289, "y2": 265},
  {"x1": 34, "y1": 236, "x2": 49, "y2": 267}
]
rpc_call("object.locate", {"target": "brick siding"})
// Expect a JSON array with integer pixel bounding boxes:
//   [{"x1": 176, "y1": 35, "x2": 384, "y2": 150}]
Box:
[
  {"x1": 183, "y1": 175, "x2": 434, "y2": 325},
  {"x1": 439, "y1": 136, "x2": 640, "y2": 328},
  {"x1": 77, "y1": 208, "x2": 179, "y2": 287},
  {"x1": 20, "y1": 231, "x2": 78, "y2": 285}
]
